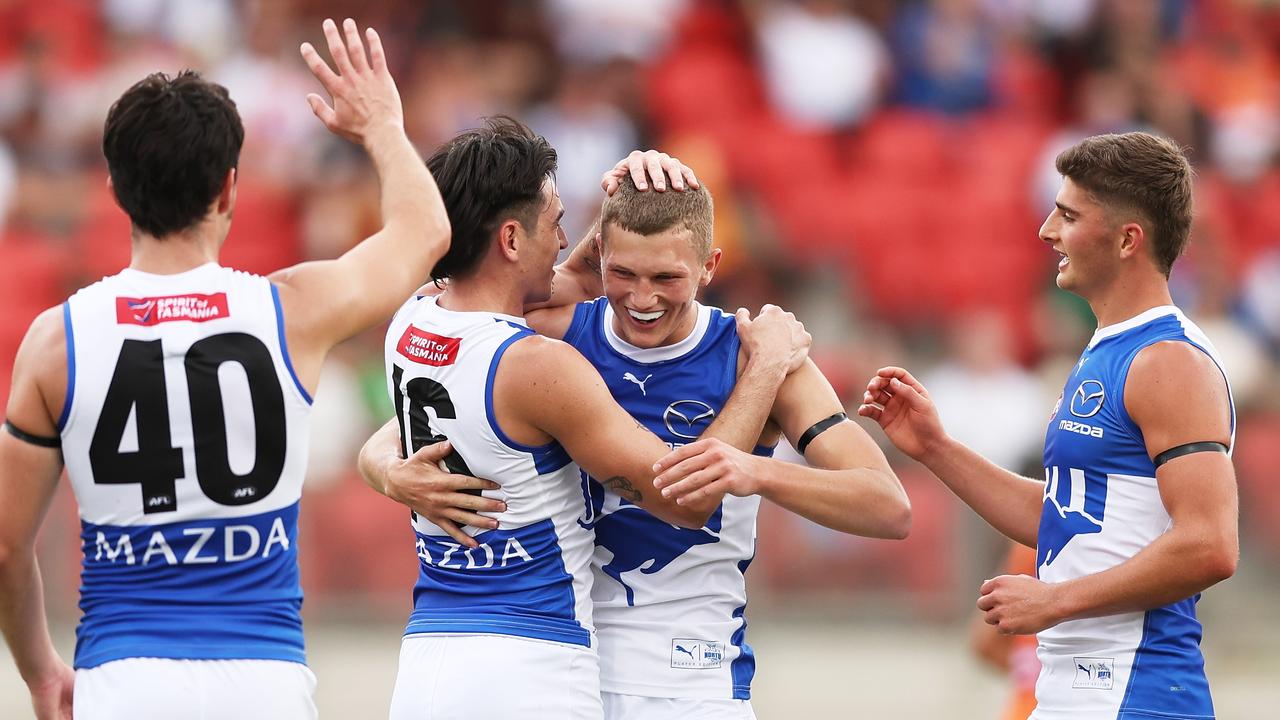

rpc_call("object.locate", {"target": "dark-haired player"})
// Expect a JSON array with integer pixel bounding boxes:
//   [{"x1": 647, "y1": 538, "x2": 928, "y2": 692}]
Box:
[
  {"x1": 0, "y1": 18, "x2": 449, "y2": 719},
  {"x1": 361, "y1": 118, "x2": 810, "y2": 719},
  {"x1": 861, "y1": 132, "x2": 1237, "y2": 719}
]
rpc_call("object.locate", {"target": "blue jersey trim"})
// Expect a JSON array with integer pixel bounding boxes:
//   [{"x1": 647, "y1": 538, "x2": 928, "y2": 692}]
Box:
[
  {"x1": 75, "y1": 502, "x2": 305, "y2": 669},
  {"x1": 483, "y1": 330, "x2": 572, "y2": 474},
  {"x1": 57, "y1": 303, "x2": 75, "y2": 431},
  {"x1": 404, "y1": 620, "x2": 590, "y2": 648},
  {"x1": 407, "y1": 519, "x2": 588, "y2": 648},
  {"x1": 77, "y1": 633, "x2": 307, "y2": 669},
  {"x1": 270, "y1": 284, "x2": 313, "y2": 405},
  {"x1": 730, "y1": 549, "x2": 756, "y2": 700},
  {"x1": 562, "y1": 300, "x2": 596, "y2": 347}
]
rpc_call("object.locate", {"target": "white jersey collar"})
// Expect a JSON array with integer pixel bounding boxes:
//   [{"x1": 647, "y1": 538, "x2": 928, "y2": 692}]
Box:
[
  {"x1": 1087, "y1": 304, "x2": 1180, "y2": 349},
  {"x1": 424, "y1": 294, "x2": 528, "y2": 327},
  {"x1": 603, "y1": 301, "x2": 712, "y2": 364},
  {"x1": 118, "y1": 261, "x2": 220, "y2": 283}
]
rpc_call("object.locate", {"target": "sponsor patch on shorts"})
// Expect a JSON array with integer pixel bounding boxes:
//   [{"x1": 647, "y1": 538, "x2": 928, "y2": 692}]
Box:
[
  {"x1": 670, "y1": 638, "x2": 723, "y2": 669},
  {"x1": 1072, "y1": 657, "x2": 1115, "y2": 690}
]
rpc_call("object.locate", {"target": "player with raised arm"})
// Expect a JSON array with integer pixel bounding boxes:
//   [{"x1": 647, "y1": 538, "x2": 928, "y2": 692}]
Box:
[
  {"x1": 858, "y1": 132, "x2": 1237, "y2": 720},
  {"x1": 0, "y1": 18, "x2": 448, "y2": 720},
  {"x1": 367, "y1": 121, "x2": 806, "y2": 720},
  {"x1": 363, "y1": 158, "x2": 911, "y2": 720}
]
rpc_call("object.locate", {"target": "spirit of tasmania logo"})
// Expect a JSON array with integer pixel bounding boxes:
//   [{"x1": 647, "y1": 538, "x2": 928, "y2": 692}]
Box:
[
  {"x1": 397, "y1": 325, "x2": 460, "y2": 366},
  {"x1": 116, "y1": 293, "x2": 229, "y2": 326}
]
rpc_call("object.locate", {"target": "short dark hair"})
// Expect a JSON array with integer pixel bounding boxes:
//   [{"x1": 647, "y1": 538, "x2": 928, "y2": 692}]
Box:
[
  {"x1": 102, "y1": 70, "x2": 244, "y2": 239},
  {"x1": 425, "y1": 116, "x2": 558, "y2": 281},
  {"x1": 1055, "y1": 132, "x2": 1194, "y2": 276},
  {"x1": 601, "y1": 176, "x2": 714, "y2": 260}
]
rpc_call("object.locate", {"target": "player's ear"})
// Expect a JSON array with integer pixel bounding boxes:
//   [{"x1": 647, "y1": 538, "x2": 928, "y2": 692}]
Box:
[
  {"x1": 699, "y1": 247, "x2": 722, "y2": 287},
  {"x1": 496, "y1": 218, "x2": 521, "y2": 263},
  {"x1": 1118, "y1": 221, "x2": 1145, "y2": 261},
  {"x1": 215, "y1": 168, "x2": 236, "y2": 214},
  {"x1": 106, "y1": 175, "x2": 122, "y2": 210}
]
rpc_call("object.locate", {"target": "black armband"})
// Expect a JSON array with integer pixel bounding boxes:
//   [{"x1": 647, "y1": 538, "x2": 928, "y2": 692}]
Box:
[
  {"x1": 1152, "y1": 441, "x2": 1228, "y2": 468},
  {"x1": 3, "y1": 420, "x2": 61, "y2": 448},
  {"x1": 797, "y1": 412, "x2": 848, "y2": 456}
]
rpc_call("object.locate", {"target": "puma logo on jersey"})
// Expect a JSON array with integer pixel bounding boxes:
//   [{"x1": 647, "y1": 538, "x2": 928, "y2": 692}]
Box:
[
  {"x1": 116, "y1": 293, "x2": 229, "y2": 326},
  {"x1": 1072, "y1": 657, "x2": 1115, "y2": 689},
  {"x1": 670, "y1": 638, "x2": 723, "y2": 669},
  {"x1": 622, "y1": 372, "x2": 653, "y2": 395}
]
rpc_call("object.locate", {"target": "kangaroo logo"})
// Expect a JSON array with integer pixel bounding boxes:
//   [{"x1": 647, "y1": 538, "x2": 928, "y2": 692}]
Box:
[
  {"x1": 622, "y1": 372, "x2": 653, "y2": 396},
  {"x1": 1037, "y1": 466, "x2": 1106, "y2": 568},
  {"x1": 594, "y1": 503, "x2": 723, "y2": 605},
  {"x1": 1069, "y1": 380, "x2": 1105, "y2": 418}
]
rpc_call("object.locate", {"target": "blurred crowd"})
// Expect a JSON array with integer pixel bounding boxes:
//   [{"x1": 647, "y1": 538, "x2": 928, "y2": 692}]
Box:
[{"x1": 2, "y1": 0, "x2": 1278, "y2": 616}]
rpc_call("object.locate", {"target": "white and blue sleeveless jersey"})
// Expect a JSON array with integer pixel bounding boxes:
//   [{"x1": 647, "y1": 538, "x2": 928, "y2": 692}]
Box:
[
  {"x1": 1035, "y1": 306, "x2": 1234, "y2": 720},
  {"x1": 385, "y1": 295, "x2": 593, "y2": 648},
  {"x1": 564, "y1": 298, "x2": 773, "y2": 700},
  {"x1": 59, "y1": 264, "x2": 314, "y2": 669}
]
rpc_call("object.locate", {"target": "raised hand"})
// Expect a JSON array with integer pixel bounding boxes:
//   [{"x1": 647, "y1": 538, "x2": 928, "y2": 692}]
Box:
[
  {"x1": 383, "y1": 440, "x2": 506, "y2": 548},
  {"x1": 299, "y1": 18, "x2": 403, "y2": 146},
  {"x1": 601, "y1": 150, "x2": 701, "y2": 195},
  {"x1": 856, "y1": 366, "x2": 946, "y2": 461},
  {"x1": 736, "y1": 304, "x2": 811, "y2": 375}
]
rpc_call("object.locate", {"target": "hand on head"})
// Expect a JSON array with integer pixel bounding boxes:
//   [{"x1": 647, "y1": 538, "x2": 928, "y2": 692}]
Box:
[{"x1": 601, "y1": 150, "x2": 701, "y2": 196}]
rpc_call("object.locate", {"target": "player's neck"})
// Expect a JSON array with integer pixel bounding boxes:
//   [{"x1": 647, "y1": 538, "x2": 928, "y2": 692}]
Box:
[
  {"x1": 1086, "y1": 273, "x2": 1174, "y2": 328},
  {"x1": 437, "y1": 276, "x2": 525, "y2": 318},
  {"x1": 128, "y1": 225, "x2": 221, "y2": 275}
]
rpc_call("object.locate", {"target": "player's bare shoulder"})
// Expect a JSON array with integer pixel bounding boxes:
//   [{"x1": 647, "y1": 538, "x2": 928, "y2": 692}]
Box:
[
  {"x1": 495, "y1": 332, "x2": 593, "y2": 393},
  {"x1": 1125, "y1": 339, "x2": 1231, "y2": 440},
  {"x1": 8, "y1": 305, "x2": 70, "y2": 425}
]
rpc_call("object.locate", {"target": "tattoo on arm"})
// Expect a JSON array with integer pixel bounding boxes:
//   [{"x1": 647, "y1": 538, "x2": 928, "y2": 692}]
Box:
[{"x1": 602, "y1": 476, "x2": 643, "y2": 503}]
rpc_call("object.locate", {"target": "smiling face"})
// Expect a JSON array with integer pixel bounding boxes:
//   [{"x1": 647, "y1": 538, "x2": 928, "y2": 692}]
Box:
[
  {"x1": 600, "y1": 222, "x2": 720, "y2": 349},
  {"x1": 1038, "y1": 177, "x2": 1127, "y2": 300}
]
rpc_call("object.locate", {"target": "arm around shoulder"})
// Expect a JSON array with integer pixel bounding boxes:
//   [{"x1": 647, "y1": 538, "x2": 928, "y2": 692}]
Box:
[{"x1": 495, "y1": 337, "x2": 711, "y2": 528}]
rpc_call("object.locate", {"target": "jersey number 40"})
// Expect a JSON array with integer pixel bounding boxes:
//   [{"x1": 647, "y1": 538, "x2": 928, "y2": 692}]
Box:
[{"x1": 88, "y1": 334, "x2": 286, "y2": 514}]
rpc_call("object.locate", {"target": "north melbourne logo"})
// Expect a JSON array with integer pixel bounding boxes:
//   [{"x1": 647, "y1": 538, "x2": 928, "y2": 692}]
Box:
[
  {"x1": 1072, "y1": 657, "x2": 1115, "y2": 690},
  {"x1": 671, "y1": 638, "x2": 723, "y2": 669}
]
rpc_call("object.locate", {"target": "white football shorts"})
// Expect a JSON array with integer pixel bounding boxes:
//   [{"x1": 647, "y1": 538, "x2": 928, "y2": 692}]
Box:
[
  {"x1": 74, "y1": 657, "x2": 316, "y2": 719},
  {"x1": 391, "y1": 633, "x2": 602, "y2": 719},
  {"x1": 603, "y1": 691, "x2": 756, "y2": 720}
]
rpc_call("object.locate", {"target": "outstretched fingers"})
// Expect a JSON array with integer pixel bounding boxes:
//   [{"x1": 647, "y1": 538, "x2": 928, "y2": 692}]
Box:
[
  {"x1": 322, "y1": 17, "x2": 356, "y2": 78},
  {"x1": 341, "y1": 18, "x2": 371, "y2": 74},
  {"x1": 365, "y1": 27, "x2": 387, "y2": 74}
]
